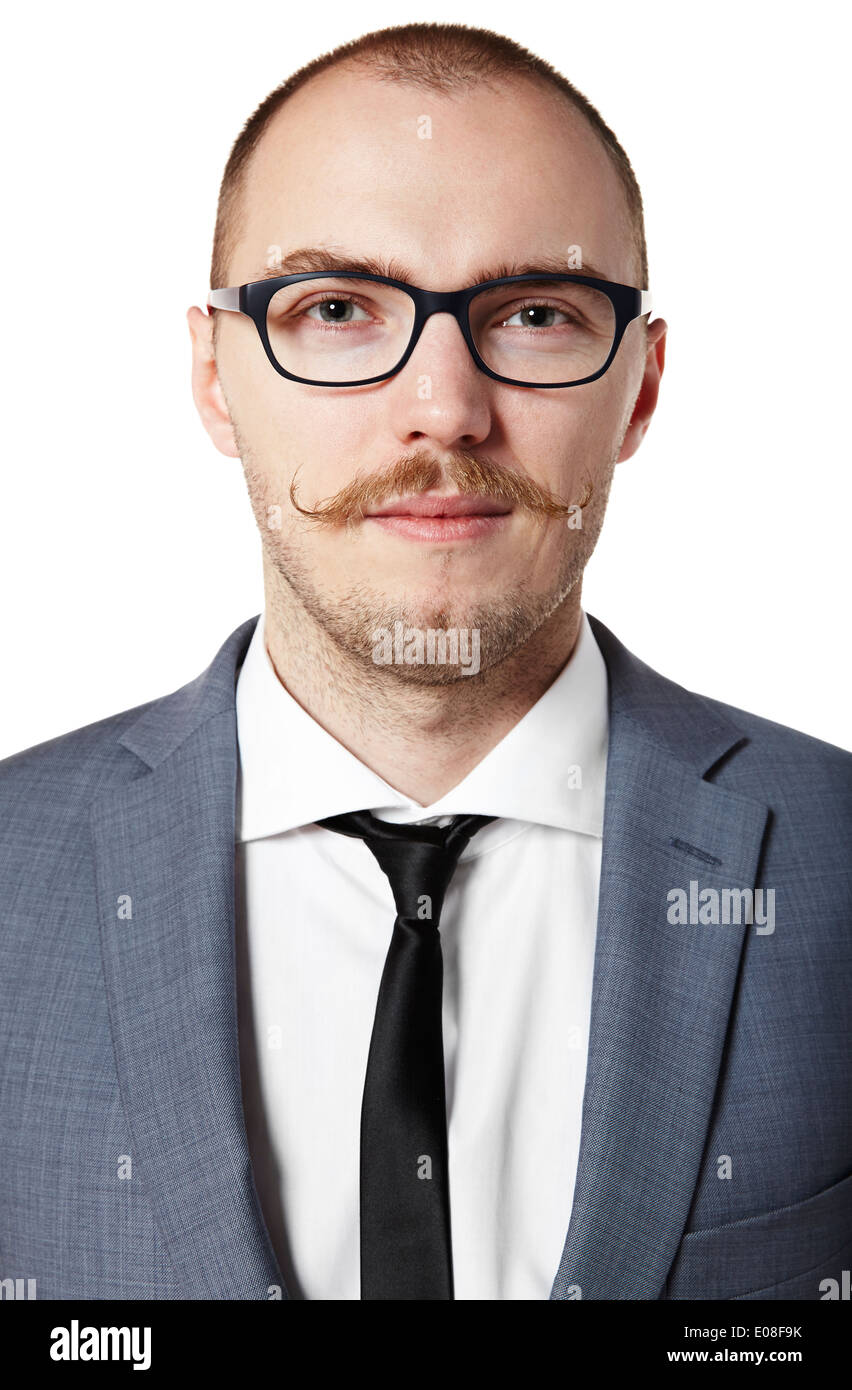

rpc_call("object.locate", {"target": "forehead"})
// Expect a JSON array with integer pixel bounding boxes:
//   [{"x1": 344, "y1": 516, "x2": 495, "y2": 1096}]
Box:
[{"x1": 231, "y1": 66, "x2": 637, "y2": 289}]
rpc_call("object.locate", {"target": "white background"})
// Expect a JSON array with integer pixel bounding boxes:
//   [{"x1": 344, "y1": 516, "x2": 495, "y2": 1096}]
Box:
[{"x1": 1, "y1": 0, "x2": 849, "y2": 757}]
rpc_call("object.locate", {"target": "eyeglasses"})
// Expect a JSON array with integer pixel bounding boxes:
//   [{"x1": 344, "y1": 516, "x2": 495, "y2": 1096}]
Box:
[{"x1": 207, "y1": 270, "x2": 653, "y2": 389}]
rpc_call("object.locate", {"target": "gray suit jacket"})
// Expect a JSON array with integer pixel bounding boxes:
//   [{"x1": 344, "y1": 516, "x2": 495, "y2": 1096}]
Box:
[{"x1": 1, "y1": 613, "x2": 850, "y2": 1300}]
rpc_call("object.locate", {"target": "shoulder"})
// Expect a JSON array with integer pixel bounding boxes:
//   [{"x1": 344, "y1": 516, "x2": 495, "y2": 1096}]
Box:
[
  {"x1": 0, "y1": 700, "x2": 155, "y2": 833},
  {"x1": 693, "y1": 691, "x2": 852, "y2": 876},
  {"x1": 0, "y1": 613, "x2": 259, "y2": 832},
  {"x1": 588, "y1": 611, "x2": 852, "y2": 851},
  {"x1": 697, "y1": 687, "x2": 852, "y2": 785}
]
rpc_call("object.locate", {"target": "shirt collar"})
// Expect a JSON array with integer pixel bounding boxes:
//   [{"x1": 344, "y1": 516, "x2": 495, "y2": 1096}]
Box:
[{"x1": 235, "y1": 608, "x2": 608, "y2": 843}]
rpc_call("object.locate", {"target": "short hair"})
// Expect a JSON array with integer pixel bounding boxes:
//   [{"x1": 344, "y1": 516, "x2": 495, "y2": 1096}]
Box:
[{"x1": 209, "y1": 21, "x2": 648, "y2": 299}]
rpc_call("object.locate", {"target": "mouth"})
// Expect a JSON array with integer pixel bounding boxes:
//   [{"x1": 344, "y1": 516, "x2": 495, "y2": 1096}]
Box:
[{"x1": 363, "y1": 492, "x2": 512, "y2": 543}]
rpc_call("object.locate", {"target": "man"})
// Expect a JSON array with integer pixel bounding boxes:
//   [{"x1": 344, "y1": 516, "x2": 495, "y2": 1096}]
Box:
[{"x1": 0, "y1": 22, "x2": 849, "y2": 1302}]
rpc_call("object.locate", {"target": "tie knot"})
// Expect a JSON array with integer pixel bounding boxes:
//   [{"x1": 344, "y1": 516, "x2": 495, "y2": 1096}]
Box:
[{"x1": 317, "y1": 810, "x2": 495, "y2": 924}]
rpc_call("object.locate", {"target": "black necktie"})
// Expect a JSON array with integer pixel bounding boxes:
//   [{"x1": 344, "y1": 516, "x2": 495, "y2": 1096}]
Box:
[{"x1": 316, "y1": 808, "x2": 496, "y2": 1300}]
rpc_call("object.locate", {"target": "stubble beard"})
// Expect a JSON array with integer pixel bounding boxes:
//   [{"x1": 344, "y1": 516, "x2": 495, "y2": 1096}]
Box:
[{"x1": 242, "y1": 459, "x2": 615, "y2": 689}]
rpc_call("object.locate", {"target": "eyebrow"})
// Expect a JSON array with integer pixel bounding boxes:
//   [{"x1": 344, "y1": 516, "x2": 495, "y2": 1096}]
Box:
[{"x1": 246, "y1": 247, "x2": 617, "y2": 287}]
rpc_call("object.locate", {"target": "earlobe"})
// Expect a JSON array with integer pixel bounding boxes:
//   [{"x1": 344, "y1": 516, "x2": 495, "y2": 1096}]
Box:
[{"x1": 187, "y1": 305, "x2": 240, "y2": 459}]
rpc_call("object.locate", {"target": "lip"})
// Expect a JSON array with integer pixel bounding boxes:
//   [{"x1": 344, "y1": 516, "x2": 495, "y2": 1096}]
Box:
[
  {"x1": 365, "y1": 492, "x2": 512, "y2": 519},
  {"x1": 367, "y1": 514, "x2": 510, "y2": 542},
  {"x1": 363, "y1": 492, "x2": 512, "y2": 543}
]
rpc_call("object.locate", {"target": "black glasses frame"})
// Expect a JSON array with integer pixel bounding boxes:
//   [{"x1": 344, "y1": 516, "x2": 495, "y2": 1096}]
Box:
[{"x1": 207, "y1": 271, "x2": 653, "y2": 389}]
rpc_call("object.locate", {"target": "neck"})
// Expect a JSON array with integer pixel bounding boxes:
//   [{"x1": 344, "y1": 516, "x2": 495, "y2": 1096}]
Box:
[{"x1": 261, "y1": 564, "x2": 584, "y2": 806}]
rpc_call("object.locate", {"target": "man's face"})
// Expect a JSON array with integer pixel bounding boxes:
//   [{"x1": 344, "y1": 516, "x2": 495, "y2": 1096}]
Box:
[{"x1": 194, "y1": 67, "x2": 664, "y2": 681}]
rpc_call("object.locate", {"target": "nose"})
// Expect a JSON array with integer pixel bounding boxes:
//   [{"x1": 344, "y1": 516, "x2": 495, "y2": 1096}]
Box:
[{"x1": 386, "y1": 310, "x2": 493, "y2": 451}]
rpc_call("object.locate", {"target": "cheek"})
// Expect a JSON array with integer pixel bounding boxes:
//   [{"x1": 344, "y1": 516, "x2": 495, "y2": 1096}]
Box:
[
  {"x1": 237, "y1": 393, "x2": 321, "y2": 493},
  {"x1": 254, "y1": 399, "x2": 374, "y2": 519},
  {"x1": 282, "y1": 399, "x2": 386, "y2": 495},
  {"x1": 505, "y1": 399, "x2": 607, "y2": 480},
  {"x1": 271, "y1": 393, "x2": 362, "y2": 453}
]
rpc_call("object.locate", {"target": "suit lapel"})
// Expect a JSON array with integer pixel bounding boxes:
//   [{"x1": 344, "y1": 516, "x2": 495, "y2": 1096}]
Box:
[
  {"x1": 550, "y1": 617, "x2": 769, "y2": 1298},
  {"x1": 90, "y1": 615, "x2": 286, "y2": 1299}
]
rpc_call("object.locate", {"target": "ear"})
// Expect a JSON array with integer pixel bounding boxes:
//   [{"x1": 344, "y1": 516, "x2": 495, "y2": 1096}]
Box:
[
  {"x1": 187, "y1": 305, "x2": 240, "y2": 458},
  {"x1": 617, "y1": 318, "x2": 667, "y2": 463}
]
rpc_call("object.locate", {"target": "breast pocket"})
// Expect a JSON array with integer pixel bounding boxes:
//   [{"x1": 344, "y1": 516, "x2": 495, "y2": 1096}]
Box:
[{"x1": 663, "y1": 1171, "x2": 852, "y2": 1300}]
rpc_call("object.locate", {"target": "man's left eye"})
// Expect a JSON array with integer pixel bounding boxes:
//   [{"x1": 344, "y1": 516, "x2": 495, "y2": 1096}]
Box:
[{"x1": 501, "y1": 305, "x2": 565, "y2": 328}]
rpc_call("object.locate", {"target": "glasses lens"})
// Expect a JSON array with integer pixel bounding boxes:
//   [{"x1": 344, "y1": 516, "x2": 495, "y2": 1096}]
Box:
[
  {"x1": 266, "y1": 277, "x2": 415, "y2": 382},
  {"x1": 470, "y1": 279, "x2": 616, "y2": 384}
]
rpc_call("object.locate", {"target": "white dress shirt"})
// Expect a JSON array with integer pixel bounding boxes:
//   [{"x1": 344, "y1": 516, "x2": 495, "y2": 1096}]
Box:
[{"x1": 234, "y1": 608, "x2": 609, "y2": 1300}]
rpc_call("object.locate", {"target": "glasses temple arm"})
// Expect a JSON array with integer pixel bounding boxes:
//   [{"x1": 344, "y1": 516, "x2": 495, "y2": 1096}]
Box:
[{"x1": 207, "y1": 288, "x2": 241, "y2": 312}]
